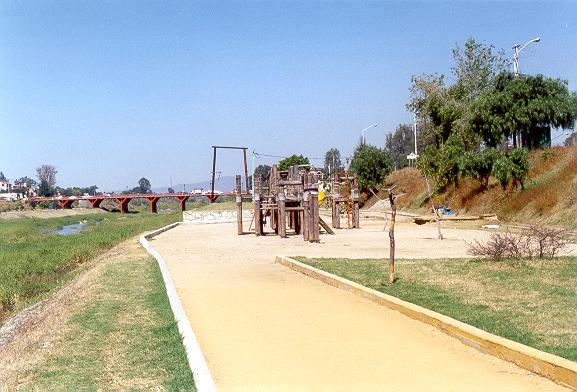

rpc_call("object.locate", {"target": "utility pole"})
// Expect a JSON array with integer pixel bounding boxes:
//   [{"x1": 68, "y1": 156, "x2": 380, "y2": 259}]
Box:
[
  {"x1": 413, "y1": 113, "x2": 418, "y2": 156},
  {"x1": 513, "y1": 36, "x2": 540, "y2": 77}
]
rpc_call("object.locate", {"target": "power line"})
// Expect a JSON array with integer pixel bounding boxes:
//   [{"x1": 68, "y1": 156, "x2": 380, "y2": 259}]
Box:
[{"x1": 253, "y1": 151, "x2": 325, "y2": 161}]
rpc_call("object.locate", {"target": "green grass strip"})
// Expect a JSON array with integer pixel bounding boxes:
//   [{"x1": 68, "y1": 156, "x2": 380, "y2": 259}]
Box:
[{"x1": 296, "y1": 256, "x2": 577, "y2": 361}]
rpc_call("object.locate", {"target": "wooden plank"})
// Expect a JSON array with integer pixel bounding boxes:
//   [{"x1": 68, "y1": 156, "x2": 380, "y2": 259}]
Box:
[{"x1": 319, "y1": 216, "x2": 334, "y2": 235}]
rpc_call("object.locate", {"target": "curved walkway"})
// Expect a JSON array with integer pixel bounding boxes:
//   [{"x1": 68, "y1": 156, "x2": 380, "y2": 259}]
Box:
[{"x1": 151, "y1": 219, "x2": 570, "y2": 391}]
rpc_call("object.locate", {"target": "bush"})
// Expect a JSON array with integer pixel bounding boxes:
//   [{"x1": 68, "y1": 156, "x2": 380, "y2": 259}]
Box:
[
  {"x1": 468, "y1": 226, "x2": 570, "y2": 260},
  {"x1": 492, "y1": 148, "x2": 531, "y2": 190},
  {"x1": 508, "y1": 148, "x2": 531, "y2": 189},
  {"x1": 459, "y1": 148, "x2": 500, "y2": 188}
]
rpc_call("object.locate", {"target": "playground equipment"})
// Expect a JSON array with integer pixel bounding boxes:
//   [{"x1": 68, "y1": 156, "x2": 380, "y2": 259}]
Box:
[
  {"x1": 330, "y1": 172, "x2": 361, "y2": 229},
  {"x1": 236, "y1": 164, "x2": 333, "y2": 242}
]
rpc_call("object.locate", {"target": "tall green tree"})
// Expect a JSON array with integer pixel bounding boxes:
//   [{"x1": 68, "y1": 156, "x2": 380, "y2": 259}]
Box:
[
  {"x1": 138, "y1": 177, "x2": 152, "y2": 193},
  {"x1": 278, "y1": 155, "x2": 309, "y2": 171},
  {"x1": 36, "y1": 164, "x2": 58, "y2": 188},
  {"x1": 417, "y1": 133, "x2": 465, "y2": 191},
  {"x1": 350, "y1": 144, "x2": 393, "y2": 190},
  {"x1": 16, "y1": 176, "x2": 36, "y2": 188},
  {"x1": 38, "y1": 180, "x2": 51, "y2": 197},
  {"x1": 0, "y1": 172, "x2": 6, "y2": 181},
  {"x1": 384, "y1": 124, "x2": 417, "y2": 169},
  {"x1": 323, "y1": 148, "x2": 343, "y2": 176},
  {"x1": 471, "y1": 73, "x2": 577, "y2": 148},
  {"x1": 254, "y1": 164, "x2": 272, "y2": 179},
  {"x1": 407, "y1": 38, "x2": 508, "y2": 149}
]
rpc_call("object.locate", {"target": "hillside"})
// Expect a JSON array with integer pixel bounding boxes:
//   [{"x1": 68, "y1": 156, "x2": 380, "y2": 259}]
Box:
[{"x1": 366, "y1": 145, "x2": 577, "y2": 228}]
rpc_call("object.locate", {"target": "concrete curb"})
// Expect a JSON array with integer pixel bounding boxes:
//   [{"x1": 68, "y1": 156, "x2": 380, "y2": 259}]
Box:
[
  {"x1": 276, "y1": 255, "x2": 577, "y2": 390},
  {"x1": 140, "y1": 223, "x2": 217, "y2": 392}
]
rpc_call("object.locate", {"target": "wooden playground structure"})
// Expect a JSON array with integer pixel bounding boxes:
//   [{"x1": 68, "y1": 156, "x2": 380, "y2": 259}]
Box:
[{"x1": 234, "y1": 164, "x2": 361, "y2": 241}]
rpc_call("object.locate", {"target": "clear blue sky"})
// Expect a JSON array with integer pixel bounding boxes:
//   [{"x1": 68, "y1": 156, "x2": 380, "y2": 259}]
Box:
[{"x1": 1, "y1": 1, "x2": 576, "y2": 191}]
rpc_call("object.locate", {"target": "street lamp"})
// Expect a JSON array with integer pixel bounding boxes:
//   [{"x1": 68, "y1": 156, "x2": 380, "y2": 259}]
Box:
[
  {"x1": 513, "y1": 37, "x2": 540, "y2": 76},
  {"x1": 360, "y1": 123, "x2": 378, "y2": 144}
]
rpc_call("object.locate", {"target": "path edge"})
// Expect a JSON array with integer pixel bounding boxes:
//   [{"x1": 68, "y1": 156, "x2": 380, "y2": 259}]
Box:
[
  {"x1": 276, "y1": 255, "x2": 577, "y2": 390},
  {"x1": 140, "y1": 222, "x2": 217, "y2": 392}
]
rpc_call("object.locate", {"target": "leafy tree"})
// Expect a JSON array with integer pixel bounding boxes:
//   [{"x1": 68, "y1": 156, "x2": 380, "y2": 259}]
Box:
[
  {"x1": 82, "y1": 185, "x2": 98, "y2": 195},
  {"x1": 138, "y1": 177, "x2": 152, "y2": 193},
  {"x1": 471, "y1": 73, "x2": 577, "y2": 148},
  {"x1": 254, "y1": 164, "x2": 272, "y2": 179},
  {"x1": 408, "y1": 38, "x2": 508, "y2": 150},
  {"x1": 384, "y1": 124, "x2": 416, "y2": 169},
  {"x1": 417, "y1": 133, "x2": 465, "y2": 191},
  {"x1": 451, "y1": 37, "x2": 508, "y2": 102},
  {"x1": 36, "y1": 164, "x2": 58, "y2": 188},
  {"x1": 350, "y1": 144, "x2": 393, "y2": 190},
  {"x1": 16, "y1": 176, "x2": 37, "y2": 188},
  {"x1": 0, "y1": 172, "x2": 6, "y2": 181},
  {"x1": 459, "y1": 148, "x2": 500, "y2": 188},
  {"x1": 38, "y1": 180, "x2": 52, "y2": 197},
  {"x1": 278, "y1": 155, "x2": 309, "y2": 171},
  {"x1": 323, "y1": 148, "x2": 343, "y2": 176}
]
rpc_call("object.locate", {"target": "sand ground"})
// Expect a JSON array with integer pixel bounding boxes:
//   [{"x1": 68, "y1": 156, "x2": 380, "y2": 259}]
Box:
[{"x1": 151, "y1": 218, "x2": 572, "y2": 391}]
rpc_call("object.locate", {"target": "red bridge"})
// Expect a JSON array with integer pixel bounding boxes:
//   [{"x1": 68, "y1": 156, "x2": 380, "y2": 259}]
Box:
[{"x1": 31, "y1": 191, "x2": 247, "y2": 213}]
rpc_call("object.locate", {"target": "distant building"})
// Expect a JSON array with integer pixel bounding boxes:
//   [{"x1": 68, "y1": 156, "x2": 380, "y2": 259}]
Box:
[
  {"x1": 0, "y1": 192, "x2": 21, "y2": 201},
  {"x1": 0, "y1": 180, "x2": 12, "y2": 192}
]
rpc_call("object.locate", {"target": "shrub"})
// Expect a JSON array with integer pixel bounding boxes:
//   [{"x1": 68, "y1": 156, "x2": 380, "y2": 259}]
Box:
[
  {"x1": 459, "y1": 148, "x2": 500, "y2": 188},
  {"x1": 491, "y1": 148, "x2": 531, "y2": 190},
  {"x1": 508, "y1": 148, "x2": 531, "y2": 189},
  {"x1": 468, "y1": 226, "x2": 570, "y2": 260}
]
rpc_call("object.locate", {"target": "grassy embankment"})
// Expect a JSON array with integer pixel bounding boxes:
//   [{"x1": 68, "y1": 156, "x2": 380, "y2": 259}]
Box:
[
  {"x1": 297, "y1": 256, "x2": 577, "y2": 361},
  {"x1": 13, "y1": 241, "x2": 194, "y2": 390},
  {"x1": 0, "y1": 211, "x2": 196, "y2": 389},
  {"x1": 0, "y1": 212, "x2": 179, "y2": 321}
]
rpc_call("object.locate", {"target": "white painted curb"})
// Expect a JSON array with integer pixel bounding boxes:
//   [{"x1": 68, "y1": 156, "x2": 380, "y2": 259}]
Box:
[{"x1": 140, "y1": 222, "x2": 217, "y2": 392}]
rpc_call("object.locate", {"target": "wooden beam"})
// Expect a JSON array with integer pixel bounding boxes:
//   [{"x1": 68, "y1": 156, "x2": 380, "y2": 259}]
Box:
[{"x1": 319, "y1": 216, "x2": 334, "y2": 235}]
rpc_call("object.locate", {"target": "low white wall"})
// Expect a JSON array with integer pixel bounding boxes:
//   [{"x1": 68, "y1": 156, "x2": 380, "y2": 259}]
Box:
[{"x1": 183, "y1": 209, "x2": 253, "y2": 224}]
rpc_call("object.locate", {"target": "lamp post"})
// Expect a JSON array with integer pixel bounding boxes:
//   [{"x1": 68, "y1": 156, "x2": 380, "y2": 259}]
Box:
[
  {"x1": 360, "y1": 123, "x2": 378, "y2": 144},
  {"x1": 513, "y1": 37, "x2": 540, "y2": 77}
]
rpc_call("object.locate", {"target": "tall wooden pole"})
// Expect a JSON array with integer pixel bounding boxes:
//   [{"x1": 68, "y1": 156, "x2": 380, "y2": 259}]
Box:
[
  {"x1": 210, "y1": 146, "x2": 217, "y2": 201},
  {"x1": 243, "y1": 148, "x2": 249, "y2": 194},
  {"x1": 278, "y1": 192, "x2": 287, "y2": 238},
  {"x1": 236, "y1": 175, "x2": 243, "y2": 235},
  {"x1": 388, "y1": 190, "x2": 397, "y2": 284}
]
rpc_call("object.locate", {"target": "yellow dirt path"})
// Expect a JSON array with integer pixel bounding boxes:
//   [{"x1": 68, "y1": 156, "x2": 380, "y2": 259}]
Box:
[{"x1": 152, "y1": 219, "x2": 570, "y2": 391}]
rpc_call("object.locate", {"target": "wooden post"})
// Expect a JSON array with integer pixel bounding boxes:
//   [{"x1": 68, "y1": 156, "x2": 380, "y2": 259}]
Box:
[
  {"x1": 243, "y1": 148, "x2": 249, "y2": 194},
  {"x1": 302, "y1": 191, "x2": 310, "y2": 241},
  {"x1": 310, "y1": 190, "x2": 320, "y2": 242},
  {"x1": 210, "y1": 146, "x2": 217, "y2": 202},
  {"x1": 236, "y1": 175, "x2": 243, "y2": 235},
  {"x1": 332, "y1": 173, "x2": 340, "y2": 229},
  {"x1": 254, "y1": 193, "x2": 262, "y2": 236},
  {"x1": 278, "y1": 192, "x2": 287, "y2": 238},
  {"x1": 388, "y1": 190, "x2": 397, "y2": 284},
  {"x1": 352, "y1": 175, "x2": 360, "y2": 228}
]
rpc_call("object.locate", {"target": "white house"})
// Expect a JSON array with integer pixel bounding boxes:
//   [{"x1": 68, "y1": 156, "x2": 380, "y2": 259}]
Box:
[{"x1": 0, "y1": 180, "x2": 12, "y2": 192}]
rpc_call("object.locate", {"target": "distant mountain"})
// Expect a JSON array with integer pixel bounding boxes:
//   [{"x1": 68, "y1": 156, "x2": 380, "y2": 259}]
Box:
[{"x1": 151, "y1": 176, "x2": 244, "y2": 194}]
